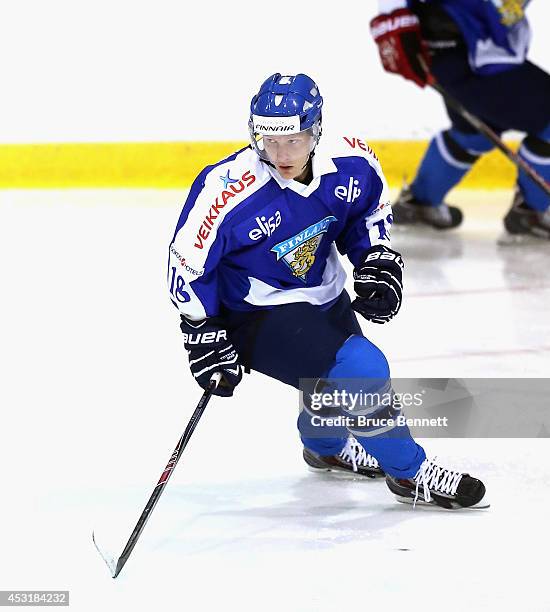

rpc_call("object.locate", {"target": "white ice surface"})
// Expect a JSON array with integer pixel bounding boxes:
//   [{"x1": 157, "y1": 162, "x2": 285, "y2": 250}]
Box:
[{"x1": 0, "y1": 189, "x2": 549, "y2": 611}]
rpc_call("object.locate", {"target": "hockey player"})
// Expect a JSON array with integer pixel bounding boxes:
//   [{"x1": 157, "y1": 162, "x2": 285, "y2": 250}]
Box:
[
  {"x1": 370, "y1": 0, "x2": 550, "y2": 238},
  {"x1": 168, "y1": 72, "x2": 487, "y2": 509}
]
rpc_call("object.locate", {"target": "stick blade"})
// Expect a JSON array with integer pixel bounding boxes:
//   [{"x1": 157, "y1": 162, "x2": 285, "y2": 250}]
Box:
[{"x1": 92, "y1": 530, "x2": 119, "y2": 578}]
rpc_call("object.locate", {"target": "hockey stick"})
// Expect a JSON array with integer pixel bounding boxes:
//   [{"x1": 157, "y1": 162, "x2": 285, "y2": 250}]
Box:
[
  {"x1": 93, "y1": 371, "x2": 222, "y2": 578},
  {"x1": 421, "y1": 68, "x2": 550, "y2": 196}
]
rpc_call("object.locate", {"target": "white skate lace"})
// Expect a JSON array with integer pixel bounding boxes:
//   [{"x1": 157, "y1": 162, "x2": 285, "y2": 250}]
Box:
[
  {"x1": 413, "y1": 457, "x2": 463, "y2": 506},
  {"x1": 339, "y1": 437, "x2": 379, "y2": 472}
]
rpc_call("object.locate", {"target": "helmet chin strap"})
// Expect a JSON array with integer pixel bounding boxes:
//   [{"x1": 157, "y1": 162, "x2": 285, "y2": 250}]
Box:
[
  {"x1": 304, "y1": 148, "x2": 315, "y2": 169},
  {"x1": 301, "y1": 151, "x2": 314, "y2": 176}
]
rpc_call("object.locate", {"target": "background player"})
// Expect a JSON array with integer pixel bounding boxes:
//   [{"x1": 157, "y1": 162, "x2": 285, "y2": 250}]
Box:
[
  {"x1": 168, "y1": 72, "x2": 487, "y2": 509},
  {"x1": 370, "y1": 0, "x2": 550, "y2": 238}
]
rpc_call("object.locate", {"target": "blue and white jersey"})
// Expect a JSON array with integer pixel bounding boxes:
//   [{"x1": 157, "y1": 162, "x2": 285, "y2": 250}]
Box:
[
  {"x1": 168, "y1": 137, "x2": 393, "y2": 320},
  {"x1": 380, "y1": 0, "x2": 532, "y2": 74}
]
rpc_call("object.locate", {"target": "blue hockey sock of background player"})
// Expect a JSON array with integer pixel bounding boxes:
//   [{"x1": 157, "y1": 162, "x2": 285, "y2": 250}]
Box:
[
  {"x1": 411, "y1": 129, "x2": 495, "y2": 205},
  {"x1": 517, "y1": 124, "x2": 550, "y2": 212},
  {"x1": 299, "y1": 335, "x2": 426, "y2": 478}
]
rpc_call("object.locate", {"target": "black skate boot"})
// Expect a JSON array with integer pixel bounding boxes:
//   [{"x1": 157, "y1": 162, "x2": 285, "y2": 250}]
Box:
[
  {"x1": 393, "y1": 184, "x2": 463, "y2": 229},
  {"x1": 386, "y1": 457, "x2": 488, "y2": 509},
  {"x1": 303, "y1": 436, "x2": 385, "y2": 479},
  {"x1": 503, "y1": 189, "x2": 550, "y2": 240}
]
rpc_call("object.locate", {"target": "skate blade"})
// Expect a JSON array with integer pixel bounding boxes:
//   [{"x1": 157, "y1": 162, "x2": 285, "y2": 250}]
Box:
[
  {"x1": 391, "y1": 224, "x2": 438, "y2": 232},
  {"x1": 497, "y1": 231, "x2": 549, "y2": 246},
  {"x1": 306, "y1": 466, "x2": 382, "y2": 480},
  {"x1": 392, "y1": 223, "x2": 459, "y2": 234},
  {"x1": 393, "y1": 495, "x2": 491, "y2": 510}
]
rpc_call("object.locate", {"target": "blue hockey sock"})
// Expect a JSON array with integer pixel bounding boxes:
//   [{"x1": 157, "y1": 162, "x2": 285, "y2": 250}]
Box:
[
  {"x1": 297, "y1": 408, "x2": 348, "y2": 456},
  {"x1": 298, "y1": 335, "x2": 389, "y2": 456},
  {"x1": 412, "y1": 130, "x2": 494, "y2": 205},
  {"x1": 299, "y1": 335, "x2": 426, "y2": 477},
  {"x1": 518, "y1": 127, "x2": 550, "y2": 212}
]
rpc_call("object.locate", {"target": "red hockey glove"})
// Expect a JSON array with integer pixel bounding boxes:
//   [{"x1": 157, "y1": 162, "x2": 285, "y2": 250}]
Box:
[{"x1": 370, "y1": 8, "x2": 431, "y2": 88}]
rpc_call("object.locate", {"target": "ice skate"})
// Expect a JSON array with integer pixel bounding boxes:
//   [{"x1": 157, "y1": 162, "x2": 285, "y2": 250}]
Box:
[
  {"x1": 303, "y1": 436, "x2": 385, "y2": 479},
  {"x1": 386, "y1": 456, "x2": 489, "y2": 509},
  {"x1": 393, "y1": 184, "x2": 463, "y2": 229},
  {"x1": 502, "y1": 189, "x2": 550, "y2": 241}
]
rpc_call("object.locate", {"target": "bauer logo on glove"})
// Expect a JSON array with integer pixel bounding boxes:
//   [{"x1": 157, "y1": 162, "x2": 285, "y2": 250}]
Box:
[
  {"x1": 351, "y1": 245, "x2": 404, "y2": 324},
  {"x1": 370, "y1": 7, "x2": 431, "y2": 88},
  {"x1": 180, "y1": 316, "x2": 243, "y2": 397}
]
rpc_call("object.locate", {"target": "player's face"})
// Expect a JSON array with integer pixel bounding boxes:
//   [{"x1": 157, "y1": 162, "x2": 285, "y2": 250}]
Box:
[{"x1": 262, "y1": 132, "x2": 313, "y2": 182}]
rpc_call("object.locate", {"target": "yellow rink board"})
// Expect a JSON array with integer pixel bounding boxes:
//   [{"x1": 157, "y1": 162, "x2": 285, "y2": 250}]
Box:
[{"x1": 0, "y1": 140, "x2": 518, "y2": 189}]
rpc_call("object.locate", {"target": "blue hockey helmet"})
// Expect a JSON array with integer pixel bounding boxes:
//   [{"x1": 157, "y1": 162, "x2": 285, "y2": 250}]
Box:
[{"x1": 249, "y1": 73, "x2": 323, "y2": 159}]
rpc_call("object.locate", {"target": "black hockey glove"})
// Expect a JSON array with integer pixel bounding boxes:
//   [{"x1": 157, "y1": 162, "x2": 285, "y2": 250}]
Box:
[
  {"x1": 351, "y1": 245, "x2": 404, "y2": 324},
  {"x1": 180, "y1": 316, "x2": 242, "y2": 397}
]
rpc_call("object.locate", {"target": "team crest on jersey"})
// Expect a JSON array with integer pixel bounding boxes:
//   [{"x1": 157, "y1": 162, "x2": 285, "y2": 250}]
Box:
[
  {"x1": 492, "y1": 0, "x2": 525, "y2": 26},
  {"x1": 270, "y1": 216, "x2": 337, "y2": 282}
]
